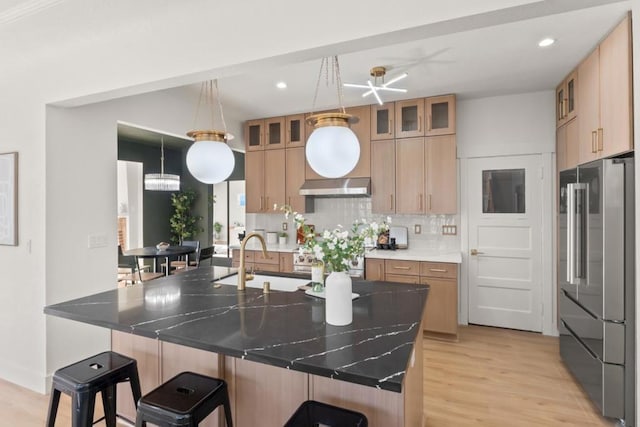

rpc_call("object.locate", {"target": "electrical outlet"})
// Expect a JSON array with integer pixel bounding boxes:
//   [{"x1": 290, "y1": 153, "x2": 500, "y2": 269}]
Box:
[
  {"x1": 442, "y1": 225, "x2": 457, "y2": 236},
  {"x1": 88, "y1": 233, "x2": 108, "y2": 248},
  {"x1": 282, "y1": 222, "x2": 288, "y2": 231},
  {"x1": 414, "y1": 224, "x2": 421, "y2": 234}
]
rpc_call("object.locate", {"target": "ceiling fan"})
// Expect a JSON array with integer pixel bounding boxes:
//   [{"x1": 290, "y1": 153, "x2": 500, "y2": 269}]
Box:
[{"x1": 343, "y1": 66, "x2": 407, "y2": 105}]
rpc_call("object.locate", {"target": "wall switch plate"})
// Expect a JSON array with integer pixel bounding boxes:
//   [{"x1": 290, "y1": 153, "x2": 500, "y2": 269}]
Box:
[
  {"x1": 442, "y1": 225, "x2": 457, "y2": 236},
  {"x1": 282, "y1": 222, "x2": 288, "y2": 231},
  {"x1": 414, "y1": 224, "x2": 421, "y2": 234}
]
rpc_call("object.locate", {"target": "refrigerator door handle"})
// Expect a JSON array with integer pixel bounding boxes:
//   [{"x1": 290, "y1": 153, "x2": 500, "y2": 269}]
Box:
[{"x1": 567, "y1": 183, "x2": 587, "y2": 285}]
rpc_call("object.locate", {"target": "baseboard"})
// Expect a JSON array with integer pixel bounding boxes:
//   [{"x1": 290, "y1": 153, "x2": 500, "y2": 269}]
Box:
[{"x1": 0, "y1": 359, "x2": 47, "y2": 394}]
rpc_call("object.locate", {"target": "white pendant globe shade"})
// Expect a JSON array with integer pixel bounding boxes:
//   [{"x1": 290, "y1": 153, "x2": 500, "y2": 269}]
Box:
[
  {"x1": 186, "y1": 140, "x2": 235, "y2": 184},
  {"x1": 306, "y1": 126, "x2": 360, "y2": 178}
]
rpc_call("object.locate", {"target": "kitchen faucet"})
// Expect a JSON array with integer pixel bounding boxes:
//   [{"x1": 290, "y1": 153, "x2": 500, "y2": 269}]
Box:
[{"x1": 237, "y1": 232, "x2": 268, "y2": 291}]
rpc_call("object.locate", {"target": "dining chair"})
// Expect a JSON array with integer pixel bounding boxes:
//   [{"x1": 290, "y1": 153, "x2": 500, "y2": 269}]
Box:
[
  {"x1": 118, "y1": 245, "x2": 163, "y2": 285},
  {"x1": 165, "y1": 240, "x2": 200, "y2": 273}
]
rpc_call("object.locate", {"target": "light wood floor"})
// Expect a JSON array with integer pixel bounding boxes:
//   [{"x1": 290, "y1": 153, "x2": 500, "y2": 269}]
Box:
[{"x1": 1, "y1": 325, "x2": 614, "y2": 426}]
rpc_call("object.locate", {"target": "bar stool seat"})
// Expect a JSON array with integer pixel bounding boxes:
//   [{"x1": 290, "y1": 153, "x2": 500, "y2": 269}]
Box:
[
  {"x1": 135, "y1": 371, "x2": 232, "y2": 427},
  {"x1": 46, "y1": 351, "x2": 142, "y2": 427},
  {"x1": 284, "y1": 400, "x2": 368, "y2": 427}
]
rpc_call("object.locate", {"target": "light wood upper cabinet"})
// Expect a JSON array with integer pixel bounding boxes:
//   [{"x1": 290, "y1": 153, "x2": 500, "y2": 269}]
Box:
[
  {"x1": 371, "y1": 103, "x2": 395, "y2": 140},
  {"x1": 285, "y1": 114, "x2": 306, "y2": 148},
  {"x1": 245, "y1": 119, "x2": 265, "y2": 151},
  {"x1": 371, "y1": 139, "x2": 396, "y2": 214},
  {"x1": 245, "y1": 149, "x2": 285, "y2": 213},
  {"x1": 426, "y1": 135, "x2": 457, "y2": 214},
  {"x1": 599, "y1": 14, "x2": 632, "y2": 158},
  {"x1": 395, "y1": 137, "x2": 425, "y2": 214},
  {"x1": 263, "y1": 149, "x2": 286, "y2": 211},
  {"x1": 285, "y1": 147, "x2": 309, "y2": 213},
  {"x1": 557, "y1": 118, "x2": 579, "y2": 172},
  {"x1": 556, "y1": 71, "x2": 577, "y2": 128},
  {"x1": 577, "y1": 15, "x2": 632, "y2": 164},
  {"x1": 395, "y1": 99, "x2": 425, "y2": 138},
  {"x1": 425, "y1": 95, "x2": 456, "y2": 136},
  {"x1": 305, "y1": 106, "x2": 371, "y2": 179},
  {"x1": 264, "y1": 117, "x2": 286, "y2": 150}
]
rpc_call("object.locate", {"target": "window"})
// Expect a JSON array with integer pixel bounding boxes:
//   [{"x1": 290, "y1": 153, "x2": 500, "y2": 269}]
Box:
[{"x1": 482, "y1": 169, "x2": 525, "y2": 213}]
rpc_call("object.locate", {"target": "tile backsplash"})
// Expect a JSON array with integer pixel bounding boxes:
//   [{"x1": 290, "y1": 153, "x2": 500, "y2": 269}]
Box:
[{"x1": 246, "y1": 198, "x2": 460, "y2": 252}]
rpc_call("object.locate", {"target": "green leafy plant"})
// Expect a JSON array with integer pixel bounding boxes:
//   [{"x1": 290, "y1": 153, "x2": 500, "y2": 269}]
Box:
[
  {"x1": 278, "y1": 231, "x2": 288, "y2": 238},
  {"x1": 214, "y1": 222, "x2": 223, "y2": 234},
  {"x1": 169, "y1": 189, "x2": 203, "y2": 244}
]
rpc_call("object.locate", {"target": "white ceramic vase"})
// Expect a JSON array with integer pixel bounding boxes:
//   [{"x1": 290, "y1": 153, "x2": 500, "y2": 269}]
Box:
[
  {"x1": 325, "y1": 271, "x2": 353, "y2": 326},
  {"x1": 279, "y1": 236, "x2": 287, "y2": 245}
]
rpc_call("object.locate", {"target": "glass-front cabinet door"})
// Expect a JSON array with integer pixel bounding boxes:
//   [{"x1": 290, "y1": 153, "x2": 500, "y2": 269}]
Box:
[
  {"x1": 264, "y1": 116, "x2": 285, "y2": 150},
  {"x1": 395, "y1": 99, "x2": 425, "y2": 138},
  {"x1": 371, "y1": 103, "x2": 395, "y2": 140},
  {"x1": 245, "y1": 119, "x2": 264, "y2": 152},
  {"x1": 285, "y1": 114, "x2": 306, "y2": 148},
  {"x1": 565, "y1": 71, "x2": 577, "y2": 123},
  {"x1": 425, "y1": 95, "x2": 456, "y2": 136}
]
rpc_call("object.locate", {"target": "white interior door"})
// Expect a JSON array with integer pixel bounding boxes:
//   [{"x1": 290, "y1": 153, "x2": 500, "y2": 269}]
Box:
[{"x1": 467, "y1": 155, "x2": 543, "y2": 332}]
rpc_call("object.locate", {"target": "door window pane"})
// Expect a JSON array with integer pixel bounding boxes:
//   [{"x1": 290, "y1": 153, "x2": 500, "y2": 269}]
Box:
[{"x1": 482, "y1": 169, "x2": 525, "y2": 213}]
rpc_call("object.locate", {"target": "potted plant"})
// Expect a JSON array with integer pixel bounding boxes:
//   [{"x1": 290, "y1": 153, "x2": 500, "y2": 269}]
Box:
[
  {"x1": 214, "y1": 221, "x2": 223, "y2": 240},
  {"x1": 278, "y1": 231, "x2": 288, "y2": 246},
  {"x1": 169, "y1": 189, "x2": 203, "y2": 244}
]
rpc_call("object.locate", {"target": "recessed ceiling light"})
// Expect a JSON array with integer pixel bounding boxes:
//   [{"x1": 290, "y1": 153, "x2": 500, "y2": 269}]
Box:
[
  {"x1": 276, "y1": 81, "x2": 287, "y2": 89},
  {"x1": 538, "y1": 38, "x2": 555, "y2": 48}
]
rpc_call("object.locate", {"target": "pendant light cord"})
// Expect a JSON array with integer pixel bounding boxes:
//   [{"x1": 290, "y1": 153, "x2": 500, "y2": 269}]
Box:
[
  {"x1": 160, "y1": 136, "x2": 165, "y2": 175},
  {"x1": 191, "y1": 79, "x2": 228, "y2": 137},
  {"x1": 310, "y1": 56, "x2": 346, "y2": 115}
]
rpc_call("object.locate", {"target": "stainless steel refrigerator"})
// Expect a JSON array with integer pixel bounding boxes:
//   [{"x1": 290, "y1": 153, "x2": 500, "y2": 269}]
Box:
[{"x1": 559, "y1": 156, "x2": 635, "y2": 425}]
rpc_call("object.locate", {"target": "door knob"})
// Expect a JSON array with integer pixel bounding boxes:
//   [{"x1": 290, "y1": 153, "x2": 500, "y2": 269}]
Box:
[{"x1": 470, "y1": 249, "x2": 484, "y2": 256}]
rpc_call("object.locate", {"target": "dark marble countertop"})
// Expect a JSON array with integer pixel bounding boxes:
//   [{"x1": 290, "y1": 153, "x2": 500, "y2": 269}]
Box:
[{"x1": 44, "y1": 267, "x2": 428, "y2": 393}]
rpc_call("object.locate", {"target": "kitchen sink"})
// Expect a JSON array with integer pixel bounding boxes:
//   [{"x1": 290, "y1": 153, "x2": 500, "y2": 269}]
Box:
[{"x1": 213, "y1": 274, "x2": 311, "y2": 292}]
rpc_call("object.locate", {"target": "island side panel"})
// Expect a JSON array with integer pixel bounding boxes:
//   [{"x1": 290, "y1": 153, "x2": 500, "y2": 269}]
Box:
[
  {"x1": 225, "y1": 356, "x2": 308, "y2": 426},
  {"x1": 111, "y1": 330, "x2": 161, "y2": 422},
  {"x1": 161, "y1": 341, "x2": 224, "y2": 427},
  {"x1": 404, "y1": 320, "x2": 425, "y2": 426}
]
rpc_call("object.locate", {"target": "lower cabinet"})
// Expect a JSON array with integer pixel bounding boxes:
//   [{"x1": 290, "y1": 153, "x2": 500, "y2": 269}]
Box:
[
  {"x1": 365, "y1": 258, "x2": 458, "y2": 339},
  {"x1": 231, "y1": 249, "x2": 282, "y2": 273}
]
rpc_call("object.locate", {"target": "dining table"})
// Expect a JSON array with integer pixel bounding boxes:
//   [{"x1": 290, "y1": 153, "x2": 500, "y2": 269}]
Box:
[{"x1": 123, "y1": 245, "x2": 196, "y2": 276}]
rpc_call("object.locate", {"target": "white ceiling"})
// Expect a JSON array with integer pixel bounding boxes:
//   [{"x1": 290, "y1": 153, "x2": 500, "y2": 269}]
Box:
[{"x1": 0, "y1": 0, "x2": 632, "y2": 145}]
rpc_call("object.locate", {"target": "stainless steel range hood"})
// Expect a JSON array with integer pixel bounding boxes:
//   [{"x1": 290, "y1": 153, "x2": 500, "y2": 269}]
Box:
[{"x1": 299, "y1": 178, "x2": 371, "y2": 197}]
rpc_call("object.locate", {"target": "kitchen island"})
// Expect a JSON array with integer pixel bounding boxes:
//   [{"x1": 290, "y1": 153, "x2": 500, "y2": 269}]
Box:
[{"x1": 44, "y1": 267, "x2": 427, "y2": 426}]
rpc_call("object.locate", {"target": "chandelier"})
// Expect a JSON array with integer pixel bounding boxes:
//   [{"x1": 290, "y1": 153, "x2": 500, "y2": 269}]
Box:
[
  {"x1": 186, "y1": 80, "x2": 235, "y2": 184},
  {"x1": 305, "y1": 56, "x2": 360, "y2": 178},
  {"x1": 144, "y1": 136, "x2": 180, "y2": 191},
  {"x1": 343, "y1": 66, "x2": 407, "y2": 105}
]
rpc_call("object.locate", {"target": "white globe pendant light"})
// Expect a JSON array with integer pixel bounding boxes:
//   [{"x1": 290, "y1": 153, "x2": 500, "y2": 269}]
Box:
[
  {"x1": 306, "y1": 113, "x2": 359, "y2": 178},
  {"x1": 186, "y1": 130, "x2": 235, "y2": 184},
  {"x1": 186, "y1": 80, "x2": 235, "y2": 184},
  {"x1": 305, "y1": 56, "x2": 360, "y2": 178}
]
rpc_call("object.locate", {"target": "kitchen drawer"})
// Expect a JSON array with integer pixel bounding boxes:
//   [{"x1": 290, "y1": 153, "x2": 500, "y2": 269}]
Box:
[
  {"x1": 420, "y1": 262, "x2": 457, "y2": 279},
  {"x1": 385, "y1": 259, "x2": 420, "y2": 276},
  {"x1": 253, "y1": 262, "x2": 280, "y2": 273},
  {"x1": 385, "y1": 273, "x2": 420, "y2": 284},
  {"x1": 254, "y1": 250, "x2": 279, "y2": 264}
]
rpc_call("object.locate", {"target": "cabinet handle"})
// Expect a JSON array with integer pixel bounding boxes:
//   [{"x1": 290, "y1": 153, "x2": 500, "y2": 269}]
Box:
[
  {"x1": 418, "y1": 116, "x2": 422, "y2": 132},
  {"x1": 429, "y1": 268, "x2": 447, "y2": 273},
  {"x1": 563, "y1": 99, "x2": 568, "y2": 118},
  {"x1": 597, "y1": 128, "x2": 603, "y2": 152},
  {"x1": 393, "y1": 266, "x2": 411, "y2": 270},
  {"x1": 591, "y1": 131, "x2": 597, "y2": 154},
  {"x1": 378, "y1": 264, "x2": 382, "y2": 278},
  {"x1": 265, "y1": 196, "x2": 269, "y2": 211},
  {"x1": 428, "y1": 114, "x2": 432, "y2": 131},
  {"x1": 389, "y1": 119, "x2": 393, "y2": 135},
  {"x1": 259, "y1": 196, "x2": 263, "y2": 210},
  {"x1": 428, "y1": 194, "x2": 432, "y2": 211},
  {"x1": 389, "y1": 194, "x2": 394, "y2": 210}
]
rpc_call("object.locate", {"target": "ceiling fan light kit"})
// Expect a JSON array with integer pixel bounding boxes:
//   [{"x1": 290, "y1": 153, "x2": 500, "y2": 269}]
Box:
[
  {"x1": 305, "y1": 56, "x2": 361, "y2": 178},
  {"x1": 185, "y1": 80, "x2": 236, "y2": 184},
  {"x1": 343, "y1": 66, "x2": 408, "y2": 105}
]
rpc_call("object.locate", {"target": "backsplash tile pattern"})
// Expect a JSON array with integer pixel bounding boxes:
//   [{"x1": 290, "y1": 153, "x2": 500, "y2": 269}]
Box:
[{"x1": 246, "y1": 198, "x2": 460, "y2": 252}]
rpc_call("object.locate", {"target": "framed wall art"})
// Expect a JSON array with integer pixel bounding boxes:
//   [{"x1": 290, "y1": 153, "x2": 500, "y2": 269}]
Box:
[{"x1": 0, "y1": 152, "x2": 18, "y2": 246}]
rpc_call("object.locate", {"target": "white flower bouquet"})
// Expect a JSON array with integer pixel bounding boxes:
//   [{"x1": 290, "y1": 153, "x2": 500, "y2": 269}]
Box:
[{"x1": 277, "y1": 204, "x2": 390, "y2": 273}]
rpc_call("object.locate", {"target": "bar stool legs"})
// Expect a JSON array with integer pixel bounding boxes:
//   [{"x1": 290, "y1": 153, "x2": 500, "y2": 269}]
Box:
[{"x1": 46, "y1": 351, "x2": 141, "y2": 427}]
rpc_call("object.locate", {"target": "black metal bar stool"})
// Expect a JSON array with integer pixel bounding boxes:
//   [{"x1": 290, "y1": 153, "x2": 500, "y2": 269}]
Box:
[
  {"x1": 46, "y1": 351, "x2": 142, "y2": 427},
  {"x1": 284, "y1": 400, "x2": 368, "y2": 427},
  {"x1": 135, "y1": 371, "x2": 233, "y2": 427}
]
